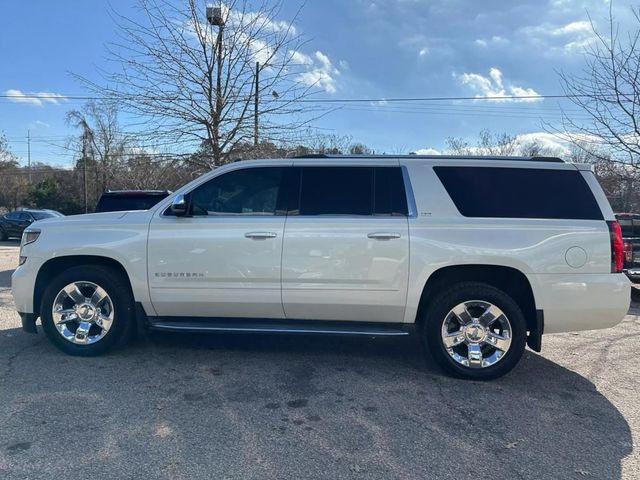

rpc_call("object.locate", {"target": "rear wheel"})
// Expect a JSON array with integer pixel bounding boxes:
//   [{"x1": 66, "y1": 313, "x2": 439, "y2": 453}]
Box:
[
  {"x1": 41, "y1": 265, "x2": 134, "y2": 356},
  {"x1": 422, "y1": 282, "x2": 527, "y2": 380}
]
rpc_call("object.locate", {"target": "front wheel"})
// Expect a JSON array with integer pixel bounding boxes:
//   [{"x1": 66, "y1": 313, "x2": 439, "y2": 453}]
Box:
[
  {"x1": 0, "y1": 227, "x2": 7, "y2": 241},
  {"x1": 40, "y1": 265, "x2": 134, "y2": 356},
  {"x1": 422, "y1": 282, "x2": 527, "y2": 380}
]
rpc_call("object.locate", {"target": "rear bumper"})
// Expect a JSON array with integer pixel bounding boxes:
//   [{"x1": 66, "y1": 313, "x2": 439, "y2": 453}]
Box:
[
  {"x1": 529, "y1": 273, "x2": 630, "y2": 334},
  {"x1": 625, "y1": 269, "x2": 640, "y2": 283}
]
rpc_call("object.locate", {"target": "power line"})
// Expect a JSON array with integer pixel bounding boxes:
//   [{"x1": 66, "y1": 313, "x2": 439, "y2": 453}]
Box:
[{"x1": 0, "y1": 92, "x2": 620, "y2": 103}]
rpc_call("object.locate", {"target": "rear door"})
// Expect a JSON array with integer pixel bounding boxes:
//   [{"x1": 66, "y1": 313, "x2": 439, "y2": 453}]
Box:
[{"x1": 281, "y1": 163, "x2": 410, "y2": 323}]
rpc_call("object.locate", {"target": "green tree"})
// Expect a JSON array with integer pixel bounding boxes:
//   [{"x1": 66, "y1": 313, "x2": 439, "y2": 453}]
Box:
[{"x1": 27, "y1": 177, "x2": 84, "y2": 215}]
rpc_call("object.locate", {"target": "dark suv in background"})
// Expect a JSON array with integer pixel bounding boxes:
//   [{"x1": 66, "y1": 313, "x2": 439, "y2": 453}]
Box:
[
  {"x1": 95, "y1": 190, "x2": 170, "y2": 213},
  {"x1": 0, "y1": 209, "x2": 63, "y2": 240},
  {"x1": 616, "y1": 213, "x2": 640, "y2": 283}
]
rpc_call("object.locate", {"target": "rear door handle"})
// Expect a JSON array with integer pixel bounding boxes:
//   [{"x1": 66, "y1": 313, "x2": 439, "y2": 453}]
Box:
[
  {"x1": 245, "y1": 231, "x2": 277, "y2": 239},
  {"x1": 367, "y1": 232, "x2": 401, "y2": 240}
]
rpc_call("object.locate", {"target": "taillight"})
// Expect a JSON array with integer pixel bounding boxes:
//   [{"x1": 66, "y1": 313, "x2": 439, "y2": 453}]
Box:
[{"x1": 607, "y1": 221, "x2": 624, "y2": 273}]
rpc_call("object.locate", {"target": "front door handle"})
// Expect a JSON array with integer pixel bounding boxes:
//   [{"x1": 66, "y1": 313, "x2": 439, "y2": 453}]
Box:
[
  {"x1": 367, "y1": 232, "x2": 401, "y2": 240},
  {"x1": 245, "y1": 231, "x2": 277, "y2": 239}
]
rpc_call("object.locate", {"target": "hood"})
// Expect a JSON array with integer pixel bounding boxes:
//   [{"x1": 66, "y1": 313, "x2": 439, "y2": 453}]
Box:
[{"x1": 29, "y1": 210, "x2": 151, "y2": 229}]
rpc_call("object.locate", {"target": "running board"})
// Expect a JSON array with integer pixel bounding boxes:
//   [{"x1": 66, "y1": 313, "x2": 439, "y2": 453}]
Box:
[{"x1": 147, "y1": 317, "x2": 412, "y2": 337}]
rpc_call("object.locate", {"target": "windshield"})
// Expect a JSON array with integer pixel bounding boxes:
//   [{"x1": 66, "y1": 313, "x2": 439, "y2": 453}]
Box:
[{"x1": 30, "y1": 211, "x2": 61, "y2": 220}]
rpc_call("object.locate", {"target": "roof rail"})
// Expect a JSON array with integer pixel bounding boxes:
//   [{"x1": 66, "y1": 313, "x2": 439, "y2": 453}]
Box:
[{"x1": 291, "y1": 154, "x2": 564, "y2": 163}]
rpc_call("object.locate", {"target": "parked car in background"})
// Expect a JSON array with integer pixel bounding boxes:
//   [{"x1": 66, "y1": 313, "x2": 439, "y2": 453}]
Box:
[
  {"x1": 616, "y1": 213, "x2": 640, "y2": 283},
  {"x1": 95, "y1": 190, "x2": 171, "y2": 213},
  {"x1": 0, "y1": 209, "x2": 63, "y2": 240},
  {"x1": 12, "y1": 155, "x2": 630, "y2": 380}
]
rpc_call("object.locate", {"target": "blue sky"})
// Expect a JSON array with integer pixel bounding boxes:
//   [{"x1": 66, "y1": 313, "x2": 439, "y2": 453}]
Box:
[{"x1": 0, "y1": 0, "x2": 630, "y2": 167}]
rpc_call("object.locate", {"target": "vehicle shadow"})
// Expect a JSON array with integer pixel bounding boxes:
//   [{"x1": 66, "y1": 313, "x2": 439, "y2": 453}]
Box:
[
  {"x1": 0, "y1": 327, "x2": 632, "y2": 479},
  {"x1": 0, "y1": 239, "x2": 20, "y2": 248},
  {"x1": 0, "y1": 269, "x2": 13, "y2": 288}
]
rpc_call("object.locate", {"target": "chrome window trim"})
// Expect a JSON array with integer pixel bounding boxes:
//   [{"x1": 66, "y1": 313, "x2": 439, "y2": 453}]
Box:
[
  {"x1": 160, "y1": 163, "x2": 414, "y2": 220},
  {"x1": 401, "y1": 165, "x2": 418, "y2": 219}
]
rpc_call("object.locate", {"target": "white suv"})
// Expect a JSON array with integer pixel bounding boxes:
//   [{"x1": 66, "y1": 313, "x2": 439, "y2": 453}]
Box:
[{"x1": 11, "y1": 155, "x2": 630, "y2": 380}]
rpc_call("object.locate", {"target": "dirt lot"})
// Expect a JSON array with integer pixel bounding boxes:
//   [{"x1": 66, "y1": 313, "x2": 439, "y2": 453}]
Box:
[{"x1": 0, "y1": 240, "x2": 638, "y2": 480}]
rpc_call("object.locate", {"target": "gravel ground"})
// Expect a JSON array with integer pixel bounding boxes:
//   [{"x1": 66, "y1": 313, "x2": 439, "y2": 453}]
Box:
[{"x1": 0, "y1": 240, "x2": 638, "y2": 480}]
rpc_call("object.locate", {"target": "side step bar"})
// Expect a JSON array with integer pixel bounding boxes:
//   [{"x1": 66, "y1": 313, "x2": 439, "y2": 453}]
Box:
[{"x1": 147, "y1": 317, "x2": 412, "y2": 337}]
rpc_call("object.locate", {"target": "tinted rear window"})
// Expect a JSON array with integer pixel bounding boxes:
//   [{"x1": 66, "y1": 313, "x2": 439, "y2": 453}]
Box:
[
  {"x1": 96, "y1": 194, "x2": 168, "y2": 213},
  {"x1": 434, "y1": 166, "x2": 603, "y2": 220}
]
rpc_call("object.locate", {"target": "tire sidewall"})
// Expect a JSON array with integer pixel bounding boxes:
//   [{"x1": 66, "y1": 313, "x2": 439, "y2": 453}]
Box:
[
  {"x1": 424, "y1": 283, "x2": 527, "y2": 380},
  {"x1": 41, "y1": 265, "x2": 133, "y2": 356}
]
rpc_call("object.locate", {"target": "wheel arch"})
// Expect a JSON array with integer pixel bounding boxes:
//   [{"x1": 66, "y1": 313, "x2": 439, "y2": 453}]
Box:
[
  {"x1": 34, "y1": 255, "x2": 134, "y2": 318},
  {"x1": 417, "y1": 264, "x2": 541, "y2": 350}
]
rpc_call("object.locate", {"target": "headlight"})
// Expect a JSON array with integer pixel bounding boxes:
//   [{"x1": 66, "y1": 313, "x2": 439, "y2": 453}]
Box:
[{"x1": 21, "y1": 229, "x2": 40, "y2": 246}]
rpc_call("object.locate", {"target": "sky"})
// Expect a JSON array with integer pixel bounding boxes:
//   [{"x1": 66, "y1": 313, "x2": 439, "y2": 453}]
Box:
[{"x1": 0, "y1": 0, "x2": 633, "y2": 167}]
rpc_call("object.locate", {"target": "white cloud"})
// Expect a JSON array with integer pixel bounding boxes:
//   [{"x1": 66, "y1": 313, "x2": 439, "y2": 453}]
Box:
[
  {"x1": 5, "y1": 89, "x2": 66, "y2": 106},
  {"x1": 30, "y1": 120, "x2": 50, "y2": 129},
  {"x1": 289, "y1": 50, "x2": 313, "y2": 66},
  {"x1": 474, "y1": 36, "x2": 508, "y2": 48},
  {"x1": 418, "y1": 47, "x2": 428, "y2": 57},
  {"x1": 515, "y1": 132, "x2": 572, "y2": 154},
  {"x1": 213, "y1": 4, "x2": 297, "y2": 35},
  {"x1": 552, "y1": 20, "x2": 591, "y2": 36},
  {"x1": 454, "y1": 68, "x2": 541, "y2": 102},
  {"x1": 520, "y1": 20, "x2": 595, "y2": 54},
  {"x1": 413, "y1": 148, "x2": 441, "y2": 155},
  {"x1": 369, "y1": 99, "x2": 388, "y2": 107},
  {"x1": 297, "y1": 51, "x2": 340, "y2": 94}
]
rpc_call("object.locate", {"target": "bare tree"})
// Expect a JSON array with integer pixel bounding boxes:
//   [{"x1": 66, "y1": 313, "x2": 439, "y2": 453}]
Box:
[
  {"x1": 66, "y1": 100, "x2": 128, "y2": 200},
  {"x1": 77, "y1": 0, "x2": 318, "y2": 168},
  {"x1": 0, "y1": 134, "x2": 28, "y2": 211},
  {"x1": 446, "y1": 129, "x2": 520, "y2": 156},
  {"x1": 559, "y1": 5, "x2": 640, "y2": 169}
]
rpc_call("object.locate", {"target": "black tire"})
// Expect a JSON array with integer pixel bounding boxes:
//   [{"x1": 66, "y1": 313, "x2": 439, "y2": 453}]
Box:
[
  {"x1": 422, "y1": 282, "x2": 527, "y2": 380},
  {"x1": 40, "y1": 264, "x2": 135, "y2": 356},
  {"x1": 0, "y1": 227, "x2": 7, "y2": 241}
]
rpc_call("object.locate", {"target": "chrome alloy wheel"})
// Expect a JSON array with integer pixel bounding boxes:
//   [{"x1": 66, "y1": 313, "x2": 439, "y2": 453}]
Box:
[
  {"x1": 51, "y1": 281, "x2": 114, "y2": 345},
  {"x1": 441, "y1": 300, "x2": 512, "y2": 369}
]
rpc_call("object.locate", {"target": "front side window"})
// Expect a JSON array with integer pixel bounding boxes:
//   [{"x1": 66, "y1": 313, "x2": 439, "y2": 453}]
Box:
[{"x1": 189, "y1": 167, "x2": 285, "y2": 216}]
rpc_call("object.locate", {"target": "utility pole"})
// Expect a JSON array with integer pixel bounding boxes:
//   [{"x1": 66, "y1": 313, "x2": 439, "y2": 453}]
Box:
[
  {"x1": 27, "y1": 130, "x2": 31, "y2": 184},
  {"x1": 254, "y1": 61, "x2": 260, "y2": 146},
  {"x1": 82, "y1": 130, "x2": 88, "y2": 213}
]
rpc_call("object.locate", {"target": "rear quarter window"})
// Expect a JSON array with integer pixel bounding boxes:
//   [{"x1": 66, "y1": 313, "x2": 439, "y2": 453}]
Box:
[{"x1": 433, "y1": 166, "x2": 603, "y2": 220}]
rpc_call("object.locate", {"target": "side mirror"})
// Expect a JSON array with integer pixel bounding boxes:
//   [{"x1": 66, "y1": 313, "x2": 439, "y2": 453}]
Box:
[{"x1": 171, "y1": 193, "x2": 189, "y2": 216}]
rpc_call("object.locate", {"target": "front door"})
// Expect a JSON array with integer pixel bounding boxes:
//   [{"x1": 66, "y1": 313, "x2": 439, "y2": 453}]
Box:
[
  {"x1": 281, "y1": 165, "x2": 410, "y2": 323},
  {"x1": 147, "y1": 166, "x2": 290, "y2": 318}
]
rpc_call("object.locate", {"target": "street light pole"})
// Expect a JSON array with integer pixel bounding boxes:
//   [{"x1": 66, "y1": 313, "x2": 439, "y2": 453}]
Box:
[{"x1": 206, "y1": 5, "x2": 225, "y2": 165}]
